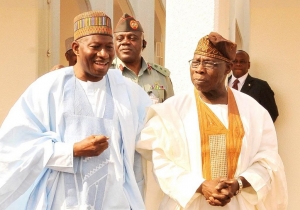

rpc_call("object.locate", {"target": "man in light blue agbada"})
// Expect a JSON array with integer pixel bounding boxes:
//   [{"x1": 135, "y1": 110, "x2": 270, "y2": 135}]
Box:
[{"x1": 0, "y1": 11, "x2": 151, "y2": 210}]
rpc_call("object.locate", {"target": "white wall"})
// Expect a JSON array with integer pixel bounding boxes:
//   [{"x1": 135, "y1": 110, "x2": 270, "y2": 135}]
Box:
[
  {"x1": 234, "y1": 0, "x2": 250, "y2": 51},
  {"x1": 165, "y1": 0, "x2": 216, "y2": 94}
]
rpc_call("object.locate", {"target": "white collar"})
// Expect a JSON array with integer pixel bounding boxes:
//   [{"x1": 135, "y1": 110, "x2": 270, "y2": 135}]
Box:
[{"x1": 230, "y1": 73, "x2": 249, "y2": 86}]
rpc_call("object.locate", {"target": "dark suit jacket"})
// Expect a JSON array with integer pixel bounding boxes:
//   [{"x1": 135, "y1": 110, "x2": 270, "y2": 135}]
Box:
[{"x1": 228, "y1": 74, "x2": 279, "y2": 122}]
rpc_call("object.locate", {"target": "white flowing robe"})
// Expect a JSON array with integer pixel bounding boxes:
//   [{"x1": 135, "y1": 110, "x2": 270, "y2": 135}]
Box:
[
  {"x1": 0, "y1": 67, "x2": 152, "y2": 210},
  {"x1": 137, "y1": 88, "x2": 288, "y2": 210}
]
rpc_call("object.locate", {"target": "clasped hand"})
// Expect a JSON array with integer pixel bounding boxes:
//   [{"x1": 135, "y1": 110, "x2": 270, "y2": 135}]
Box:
[
  {"x1": 200, "y1": 177, "x2": 238, "y2": 207},
  {"x1": 73, "y1": 135, "x2": 109, "y2": 157}
]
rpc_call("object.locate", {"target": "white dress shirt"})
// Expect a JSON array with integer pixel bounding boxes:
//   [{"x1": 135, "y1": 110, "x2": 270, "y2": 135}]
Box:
[{"x1": 228, "y1": 73, "x2": 248, "y2": 91}]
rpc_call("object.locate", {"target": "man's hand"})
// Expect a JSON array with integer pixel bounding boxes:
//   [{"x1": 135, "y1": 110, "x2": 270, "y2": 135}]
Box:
[
  {"x1": 207, "y1": 178, "x2": 239, "y2": 206},
  {"x1": 198, "y1": 178, "x2": 220, "y2": 199},
  {"x1": 215, "y1": 178, "x2": 239, "y2": 198},
  {"x1": 197, "y1": 177, "x2": 235, "y2": 207},
  {"x1": 73, "y1": 135, "x2": 109, "y2": 157}
]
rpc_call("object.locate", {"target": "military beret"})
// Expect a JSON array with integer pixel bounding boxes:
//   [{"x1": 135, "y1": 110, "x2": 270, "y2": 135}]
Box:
[{"x1": 114, "y1": 13, "x2": 144, "y2": 33}]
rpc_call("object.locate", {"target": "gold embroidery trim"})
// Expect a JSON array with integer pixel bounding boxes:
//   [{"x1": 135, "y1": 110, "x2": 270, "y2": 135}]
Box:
[{"x1": 195, "y1": 88, "x2": 244, "y2": 179}]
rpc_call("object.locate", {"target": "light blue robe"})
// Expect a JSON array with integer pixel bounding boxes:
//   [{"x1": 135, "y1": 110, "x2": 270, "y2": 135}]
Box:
[{"x1": 0, "y1": 67, "x2": 151, "y2": 210}]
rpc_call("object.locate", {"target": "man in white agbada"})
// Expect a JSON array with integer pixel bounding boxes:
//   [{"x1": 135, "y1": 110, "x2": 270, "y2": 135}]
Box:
[
  {"x1": 136, "y1": 32, "x2": 288, "y2": 210},
  {"x1": 0, "y1": 11, "x2": 151, "y2": 210}
]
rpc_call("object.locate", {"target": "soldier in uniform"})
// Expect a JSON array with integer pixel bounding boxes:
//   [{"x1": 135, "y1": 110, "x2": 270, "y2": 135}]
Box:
[{"x1": 112, "y1": 13, "x2": 174, "y2": 103}]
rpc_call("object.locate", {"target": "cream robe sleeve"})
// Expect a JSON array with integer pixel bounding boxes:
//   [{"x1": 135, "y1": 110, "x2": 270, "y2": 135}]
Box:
[
  {"x1": 232, "y1": 89, "x2": 288, "y2": 210},
  {"x1": 137, "y1": 103, "x2": 204, "y2": 208}
]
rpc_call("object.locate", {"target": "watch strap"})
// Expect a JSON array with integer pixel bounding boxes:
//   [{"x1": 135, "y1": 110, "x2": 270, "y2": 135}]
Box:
[{"x1": 235, "y1": 177, "x2": 243, "y2": 195}]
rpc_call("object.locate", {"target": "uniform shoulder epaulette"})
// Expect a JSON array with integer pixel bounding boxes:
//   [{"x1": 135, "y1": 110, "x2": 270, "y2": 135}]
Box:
[
  {"x1": 110, "y1": 58, "x2": 125, "y2": 70},
  {"x1": 148, "y1": 62, "x2": 170, "y2": 77}
]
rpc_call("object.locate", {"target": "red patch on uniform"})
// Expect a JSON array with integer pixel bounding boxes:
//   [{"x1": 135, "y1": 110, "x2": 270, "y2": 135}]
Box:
[
  {"x1": 119, "y1": 64, "x2": 124, "y2": 71},
  {"x1": 130, "y1": 20, "x2": 139, "y2": 30},
  {"x1": 147, "y1": 63, "x2": 152, "y2": 71}
]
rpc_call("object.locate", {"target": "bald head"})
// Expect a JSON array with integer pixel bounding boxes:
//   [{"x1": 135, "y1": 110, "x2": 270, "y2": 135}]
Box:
[
  {"x1": 232, "y1": 50, "x2": 251, "y2": 78},
  {"x1": 236, "y1": 50, "x2": 250, "y2": 60}
]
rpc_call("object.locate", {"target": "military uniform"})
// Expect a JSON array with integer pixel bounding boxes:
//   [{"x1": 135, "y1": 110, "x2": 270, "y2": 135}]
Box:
[
  {"x1": 112, "y1": 57, "x2": 174, "y2": 103},
  {"x1": 113, "y1": 13, "x2": 174, "y2": 103}
]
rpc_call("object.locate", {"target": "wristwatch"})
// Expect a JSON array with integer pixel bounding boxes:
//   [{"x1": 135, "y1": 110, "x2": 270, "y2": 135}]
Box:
[{"x1": 235, "y1": 177, "x2": 243, "y2": 195}]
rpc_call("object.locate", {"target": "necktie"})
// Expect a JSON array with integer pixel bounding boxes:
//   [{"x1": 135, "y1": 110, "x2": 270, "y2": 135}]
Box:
[{"x1": 232, "y1": 79, "x2": 239, "y2": 90}]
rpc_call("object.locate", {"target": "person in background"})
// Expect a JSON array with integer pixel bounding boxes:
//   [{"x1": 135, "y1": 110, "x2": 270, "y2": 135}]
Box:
[
  {"x1": 137, "y1": 32, "x2": 288, "y2": 209},
  {"x1": 0, "y1": 11, "x2": 151, "y2": 210},
  {"x1": 228, "y1": 50, "x2": 279, "y2": 122},
  {"x1": 112, "y1": 13, "x2": 174, "y2": 103},
  {"x1": 64, "y1": 36, "x2": 77, "y2": 66},
  {"x1": 50, "y1": 37, "x2": 77, "y2": 71}
]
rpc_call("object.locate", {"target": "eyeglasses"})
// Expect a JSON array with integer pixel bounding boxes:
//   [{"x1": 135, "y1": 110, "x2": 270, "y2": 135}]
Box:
[{"x1": 188, "y1": 59, "x2": 224, "y2": 69}]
